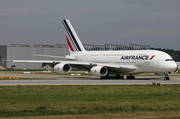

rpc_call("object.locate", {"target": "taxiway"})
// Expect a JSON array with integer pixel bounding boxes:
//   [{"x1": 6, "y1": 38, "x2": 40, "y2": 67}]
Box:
[{"x1": 0, "y1": 72, "x2": 180, "y2": 85}]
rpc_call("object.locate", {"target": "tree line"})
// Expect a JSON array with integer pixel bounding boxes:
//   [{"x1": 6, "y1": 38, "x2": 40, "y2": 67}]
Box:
[{"x1": 152, "y1": 48, "x2": 180, "y2": 61}]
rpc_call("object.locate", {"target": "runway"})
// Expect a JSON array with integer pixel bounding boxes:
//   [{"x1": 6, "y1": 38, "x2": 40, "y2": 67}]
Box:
[{"x1": 0, "y1": 72, "x2": 180, "y2": 85}]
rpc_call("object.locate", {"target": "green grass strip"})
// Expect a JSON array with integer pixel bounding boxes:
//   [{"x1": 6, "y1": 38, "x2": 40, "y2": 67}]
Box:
[{"x1": 0, "y1": 85, "x2": 180, "y2": 117}]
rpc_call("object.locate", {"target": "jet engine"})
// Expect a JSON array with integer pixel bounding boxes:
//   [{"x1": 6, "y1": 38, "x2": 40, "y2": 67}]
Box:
[
  {"x1": 54, "y1": 63, "x2": 71, "y2": 73},
  {"x1": 90, "y1": 66, "x2": 108, "y2": 76}
]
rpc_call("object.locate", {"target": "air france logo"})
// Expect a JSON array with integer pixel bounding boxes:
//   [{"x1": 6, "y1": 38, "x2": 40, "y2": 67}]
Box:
[{"x1": 120, "y1": 55, "x2": 155, "y2": 60}]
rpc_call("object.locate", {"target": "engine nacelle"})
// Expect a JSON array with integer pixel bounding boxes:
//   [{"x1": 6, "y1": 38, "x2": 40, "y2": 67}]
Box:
[
  {"x1": 54, "y1": 63, "x2": 71, "y2": 73},
  {"x1": 90, "y1": 66, "x2": 108, "y2": 76}
]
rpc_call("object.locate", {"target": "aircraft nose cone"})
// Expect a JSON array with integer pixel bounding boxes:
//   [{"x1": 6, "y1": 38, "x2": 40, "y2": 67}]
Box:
[{"x1": 170, "y1": 62, "x2": 178, "y2": 72}]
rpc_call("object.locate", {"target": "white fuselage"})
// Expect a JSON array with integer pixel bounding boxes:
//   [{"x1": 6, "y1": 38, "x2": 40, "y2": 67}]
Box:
[
  {"x1": 70, "y1": 50, "x2": 177, "y2": 74},
  {"x1": 60, "y1": 19, "x2": 177, "y2": 78}
]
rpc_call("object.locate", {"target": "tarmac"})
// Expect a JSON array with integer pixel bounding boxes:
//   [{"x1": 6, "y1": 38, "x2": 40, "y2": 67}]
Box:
[{"x1": 0, "y1": 71, "x2": 180, "y2": 85}]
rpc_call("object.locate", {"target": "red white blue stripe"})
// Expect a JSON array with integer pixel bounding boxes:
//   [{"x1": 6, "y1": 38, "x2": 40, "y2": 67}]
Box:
[{"x1": 62, "y1": 19, "x2": 83, "y2": 52}]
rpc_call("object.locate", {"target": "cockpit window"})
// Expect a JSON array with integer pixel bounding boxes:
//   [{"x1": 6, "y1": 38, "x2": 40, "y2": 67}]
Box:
[{"x1": 165, "y1": 59, "x2": 173, "y2": 61}]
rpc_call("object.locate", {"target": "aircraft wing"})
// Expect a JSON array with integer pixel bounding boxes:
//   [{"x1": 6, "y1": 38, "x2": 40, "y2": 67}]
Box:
[
  {"x1": 11, "y1": 60, "x2": 55, "y2": 63},
  {"x1": 61, "y1": 61, "x2": 137, "y2": 73},
  {"x1": 8, "y1": 59, "x2": 137, "y2": 73},
  {"x1": 7, "y1": 60, "x2": 90, "y2": 67},
  {"x1": 32, "y1": 54, "x2": 76, "y2": 61},
  {"x1": 62, "y1": 61, "x2": 137, "y2": 73},
  {"x1": 11, "y1": 60, "x2": 89, "y2": 65}
]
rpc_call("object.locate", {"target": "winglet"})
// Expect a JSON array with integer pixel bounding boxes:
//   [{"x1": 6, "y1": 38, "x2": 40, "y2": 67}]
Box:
[
  {"x1": 1, "y1": 58, "x2": 12, "y2": 63},
  {"x1": 1, "y1": 58, "x2": 4, "y2": 64}
]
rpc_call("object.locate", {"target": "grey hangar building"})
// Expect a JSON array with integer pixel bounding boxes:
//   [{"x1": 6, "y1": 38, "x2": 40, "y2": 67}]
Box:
[{"x1": 0, "y1": 44, "x2": 69, "y2": 69}]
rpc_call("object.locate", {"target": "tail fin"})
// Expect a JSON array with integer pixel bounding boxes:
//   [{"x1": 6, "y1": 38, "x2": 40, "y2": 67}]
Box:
[{"x1": 62, "y1": 19, "x2": 86, "y2": 54}]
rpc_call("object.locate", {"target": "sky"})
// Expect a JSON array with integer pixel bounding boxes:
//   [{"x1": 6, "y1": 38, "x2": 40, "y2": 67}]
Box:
[{"x1": 0, "y1": 0, "x2": 180, "y2": 50}]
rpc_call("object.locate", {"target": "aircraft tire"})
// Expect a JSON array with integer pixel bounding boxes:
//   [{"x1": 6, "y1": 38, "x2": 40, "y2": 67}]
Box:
[
  {"x1": 164, "y1": 77, "x2": 169, "y2": 80},
  {"x1": 127, "y1": 75, "x2": 135, "y2": 79},
  {"x1": 100, "y1": 75, "x2": 125, "y2": 79}
]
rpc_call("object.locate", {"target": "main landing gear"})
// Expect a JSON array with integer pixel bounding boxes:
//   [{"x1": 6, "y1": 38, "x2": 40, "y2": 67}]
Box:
[
  {"x1": 100, "y1": 74, "x2": 135, "y2": 79},
  {"x1": 100, "y1": 74, "x2": 124, "y2": 79},
  {"x1": 126, "y1": 75, "x2": 135, "y2": 79},
  {"x1": 164, "y1": 74, "x2": 170, "y2": 80}
]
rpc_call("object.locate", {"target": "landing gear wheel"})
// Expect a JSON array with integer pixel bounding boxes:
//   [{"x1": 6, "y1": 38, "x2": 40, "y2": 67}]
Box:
[
  {"x1": 100, "y1": 74, "x2": 124, "y2": 79},
  {"x1": 164, "y1": 77, "x2": 169, "y2": 80},
  {"x1": 126, "y1": 75, "x2": 135, "y2": 79},
  {"x1": 100, "y1": 76, "x2": 104, "y2": 79},
  {"x1": 164, "y1": 73, "x2": 170, "y2": 81}
]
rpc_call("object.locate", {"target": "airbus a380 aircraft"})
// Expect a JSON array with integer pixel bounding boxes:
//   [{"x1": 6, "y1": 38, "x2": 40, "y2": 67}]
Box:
[{"x1": 10, "y1": 19, "x2": 178, "y2": 80}]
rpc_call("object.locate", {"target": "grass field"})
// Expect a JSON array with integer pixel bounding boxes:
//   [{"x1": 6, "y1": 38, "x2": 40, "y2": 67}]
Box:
[{"x1": 0, "y1": 85, "x2": 180, "y2": 118}]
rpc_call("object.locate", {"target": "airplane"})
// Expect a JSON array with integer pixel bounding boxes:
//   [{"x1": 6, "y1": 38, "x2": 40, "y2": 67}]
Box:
[{"x1": 7, "y1": 19, "x2": 178, "y2": 80}]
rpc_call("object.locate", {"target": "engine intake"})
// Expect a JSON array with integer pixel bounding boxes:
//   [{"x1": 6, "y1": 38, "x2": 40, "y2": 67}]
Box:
[
  {"x1": 54, "y1": 63, "x2": 71, "y2": 73},
  {"x1": 90, "y1": 66, "x2": 108, "y2": 76}
]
